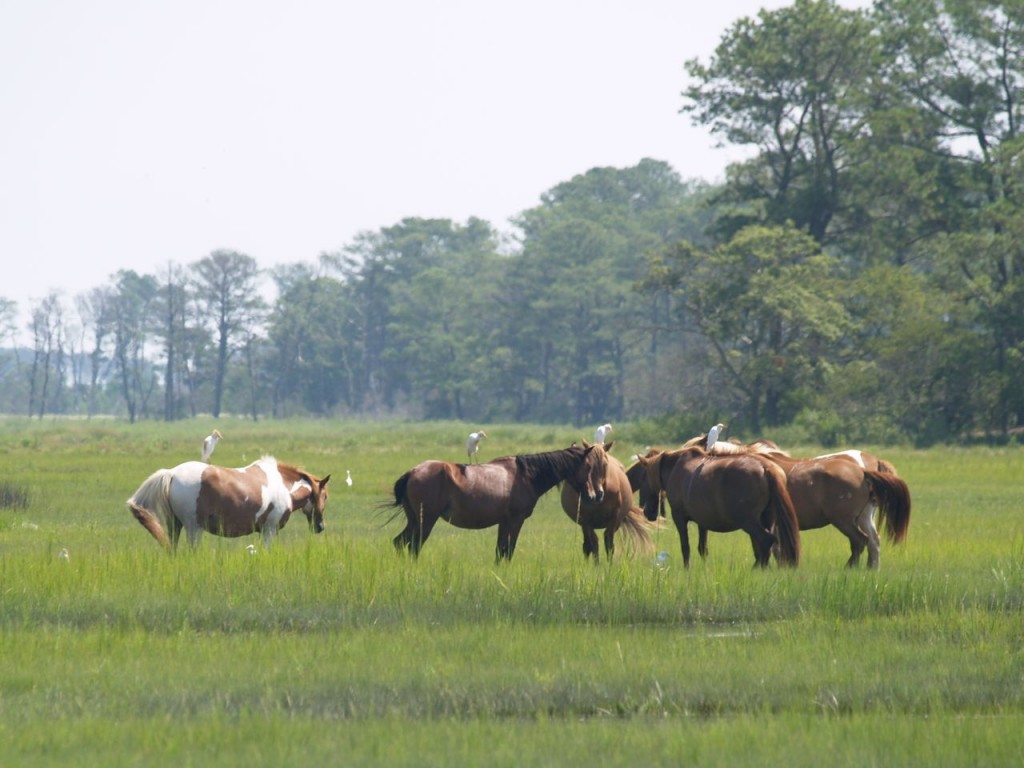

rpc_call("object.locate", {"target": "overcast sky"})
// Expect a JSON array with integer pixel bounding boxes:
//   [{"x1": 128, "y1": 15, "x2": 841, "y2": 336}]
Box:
[{"x1": 2, "y1": 0, "x2": 868, "y2": 325}]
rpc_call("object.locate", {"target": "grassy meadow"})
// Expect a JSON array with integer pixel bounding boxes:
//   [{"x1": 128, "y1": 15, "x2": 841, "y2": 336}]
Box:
[{"x1": 0, "y1": 418, "x2": 1022, "y2": 766}]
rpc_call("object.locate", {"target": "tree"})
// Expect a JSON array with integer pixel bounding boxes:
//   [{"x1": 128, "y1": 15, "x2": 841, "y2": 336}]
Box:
[
  {"x1": 266, "y1": 265, "x2": 362, "y2": 416},
  {"x1": 27, "y1": 292, "x2": 64, "y2": 419},
  {"x1": 191, "y1": 250, "x2": 265, "y2": 418},
  {"x1": 110, "y1": 271, "x2": 158, "y2": 423},
  {"x1": 683, "y1": 0, "x2": 879, "y2": 244},
  {"x1": 643, "y1": 224, "x2": 850, "y2": 432},
  {"x1": 153, "y1": 263, "x2": 192, "y2": 421}
]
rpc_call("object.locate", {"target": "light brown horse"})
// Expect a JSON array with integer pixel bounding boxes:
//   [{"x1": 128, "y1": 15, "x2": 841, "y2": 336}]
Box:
[
  {"x1": 560, "y1": 442, "x2": 655, "y2": 563},
  {"x1": 128, "y1": 457, "x2": 331, "y2": 551},
  {"x1": 389, "y1": 443, "x2": 605, "y2": 562},
  {"x1": 710, "y1": 440, "x2": 911, "y2": 568},
  {"x1": 634, "y1": 444, "x2": 800, "y2": 568}
]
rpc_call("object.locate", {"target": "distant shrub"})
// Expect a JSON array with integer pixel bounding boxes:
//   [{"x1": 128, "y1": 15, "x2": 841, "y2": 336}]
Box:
[{"x1": 0, "y1": 480, "x2": 29, "y2": 509}]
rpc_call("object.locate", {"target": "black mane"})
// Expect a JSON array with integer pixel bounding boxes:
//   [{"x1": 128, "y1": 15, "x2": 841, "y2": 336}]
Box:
[{"x1": 515, "y1": 445, "x2": 588, "y2": 495}]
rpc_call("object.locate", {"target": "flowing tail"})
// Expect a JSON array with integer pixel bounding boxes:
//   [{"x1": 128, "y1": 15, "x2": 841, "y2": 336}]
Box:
[
  {"x1": 765, "y1": 463, "x2": 801, "y2": 566},
  {"x1": 127, "y1": 469, "x2": 175, "y2": 550},
  {"x1": 618, "y1": 506, "x2": 659, "y2": 555},
  {"x1": 380, "y1": 470, "x2": 413, "y2": 526},
  {"x1": 864, "y1": 470, "x2": 912, "y2": 543}
]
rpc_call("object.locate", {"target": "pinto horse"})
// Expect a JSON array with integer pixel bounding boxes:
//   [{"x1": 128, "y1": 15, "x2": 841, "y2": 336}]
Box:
[
  {"x1": 710, "y1": 440, "x2": 910, "y2": 568},
  {"x1": 389, "y1": 443, "x2": 605, "y2": 561},
  {"x1": 128, "y1": 457, "x2": 331, "y2": 551},
  {"x1": 560, "y1": 442, "x2": 655, "y2": 563},
  {"x1": 634, "y1": 444, "x2": 800, "y2": 568}
]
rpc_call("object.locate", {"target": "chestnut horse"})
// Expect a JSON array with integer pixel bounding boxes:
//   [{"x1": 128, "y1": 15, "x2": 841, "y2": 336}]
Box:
[
  {"x1": 634, "y1": 444, "x2": 800, "y2": 568},
  {"x1": 128, "y1": 457, "x2": 331, "y2": 551},
  {"x1": 389, "y1": 443, "x2": 605, "y2": 561},
  {"x1": 710, "y1": 440, "x2": 911, "y2": 568},
  {"x1": 560, "y1": 442, "x2": 655, "y2": 563}
]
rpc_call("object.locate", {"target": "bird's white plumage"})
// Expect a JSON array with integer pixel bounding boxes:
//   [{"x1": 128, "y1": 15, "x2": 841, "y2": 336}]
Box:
[
  {"x1": 706, "y1": 423, "x2": 725, "y2": 451},
  {"x1": 345, "y1": 469, "x2": 353, "y2": 486},
  {"x1": 593, "y1": 423, "x2": 613, "y2": 444},
  {"x1": 201, "y1": 429, "x2": 222, "y2": 462},
  {"x1": 466, "y1": 430, "x2": 487, "y2": 462}
]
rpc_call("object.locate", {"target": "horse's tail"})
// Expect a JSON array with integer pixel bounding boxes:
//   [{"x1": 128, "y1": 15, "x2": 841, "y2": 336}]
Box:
[
  {"x1": 126, "y1": 469, "x2": 175, "y2": 550},
  {"x1": 864, "y1": 470, "x2": 911, "y2": 543},
  {"x1": 764, "y1": 463, "x2": 800, "y2": 566},
  {"x1": 391, "y1": 471, "x2": 411, "y2": 507},
  {"x1": 379, "y1": 470, "x2": 414, "y2": 525},
  {"x1": 618, "y1": 506, "x2": 658, "y2": 555}
]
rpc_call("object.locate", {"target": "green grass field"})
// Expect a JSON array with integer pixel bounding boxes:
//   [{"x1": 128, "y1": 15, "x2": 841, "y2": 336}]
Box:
[{"x1": 1, "y1": 418, "x2": 1022, "y2": 766}]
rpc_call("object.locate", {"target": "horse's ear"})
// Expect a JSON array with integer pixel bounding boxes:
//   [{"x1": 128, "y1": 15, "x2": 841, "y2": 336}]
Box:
[
  {"x1": 604, "y1": 440, "x2": 614, "y2": 452},
  {"x1": 321, "y1": 474, "x2": 331, "y2": 487},
  {"x1": 582, "y1": 439, "x2": 593, "y2": 448}
]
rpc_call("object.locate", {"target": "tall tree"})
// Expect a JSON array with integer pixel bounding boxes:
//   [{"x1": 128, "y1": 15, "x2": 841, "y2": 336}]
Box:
[
  {"x1": 683, "y1": 0, "x2": 879, "y2": 244},
  {"x1": 27, "y1": 292, "x2": 64, "y2": 419},
  {"x1": 110, "y1": 271, "x2": 157, "y2": 423},
  {"x1": 643, "y1": 224, "x2": 850, "y2": 432},
  {"x1": 191, "y1": 250, "x2": 265, "y2": 418}
]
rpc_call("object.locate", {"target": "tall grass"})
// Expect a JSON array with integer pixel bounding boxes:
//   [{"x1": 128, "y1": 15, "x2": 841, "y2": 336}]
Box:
[{"x1": 1, "y1": 418, "x2": 1023, "y2": 765}]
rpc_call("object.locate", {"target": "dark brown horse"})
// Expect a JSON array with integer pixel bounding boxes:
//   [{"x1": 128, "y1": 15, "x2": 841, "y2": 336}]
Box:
[
  {"x1": 710, "y1": 441, "x2": 911, "y2": 568},
  {"x1": 128, "y1": 457, "x2": 331, "y2": 551},
  {"x1": 560, "y1": 442, "x2": 656, "y2": 563},
  {"x1": 634, "y1": 444, "x2": 800, "y2": 568},
  {"x1": 389, "y1": 443, "x2": 605, "y2": 561}
]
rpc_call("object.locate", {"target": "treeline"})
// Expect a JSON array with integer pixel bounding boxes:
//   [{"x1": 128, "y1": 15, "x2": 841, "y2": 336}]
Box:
[{"x1": 2, "y1": 0, "x2": 1023, "y2": 446}]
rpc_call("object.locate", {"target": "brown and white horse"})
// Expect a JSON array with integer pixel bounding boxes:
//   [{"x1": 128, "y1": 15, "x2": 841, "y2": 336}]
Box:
[{"x1": 128, "y1": 457, "x2": 331, "y2": 551}]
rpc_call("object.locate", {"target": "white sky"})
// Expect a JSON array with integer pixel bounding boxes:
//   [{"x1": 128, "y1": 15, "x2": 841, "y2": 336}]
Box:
[{"x1": 1, "y1": 0, "x2": 869, "y2": 330}]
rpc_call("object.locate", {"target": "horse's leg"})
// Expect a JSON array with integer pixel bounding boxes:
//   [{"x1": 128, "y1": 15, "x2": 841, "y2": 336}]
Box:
[
  {"x1": 496, "y1": 518, "x2": 526, "y2": 561},
  {"x1": 603, "y1": 525, "x2": 617, "y2": 563},
  {"x1": 171, "y1": 517, "x2": 184, "y2": 552},
  {"x1": 674, "y1": 517, "x2": 692, "y2": 568},
  {"x1": 582, "y1": 525, "x2": 600, "y2": 562},
  {"x1": 858, "y1": 501, "x2": 882, "y2": 569},
  {"x1": 846, "y1": 537, "x2": 866, "y2": 568},
  {"x1": 747, "y1": 526, "x2": 775, "y2": 568},
  {"x1": 394, "y1": 503, "x2": 439, "y2": 556},
  {"x1": 697, "y1": 526, "x2": 709, "y2": 561}
]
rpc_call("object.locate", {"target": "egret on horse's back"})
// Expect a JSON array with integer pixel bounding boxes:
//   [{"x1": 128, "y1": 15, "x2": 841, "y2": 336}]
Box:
[{"x1": 128, "y1": 456, "x2": 331, "y2": 551}]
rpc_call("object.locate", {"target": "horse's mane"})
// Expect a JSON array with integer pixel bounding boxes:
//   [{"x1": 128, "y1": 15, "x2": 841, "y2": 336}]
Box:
[{"x1": 515, "y1": 445, "x2": 588, "y2": 492}]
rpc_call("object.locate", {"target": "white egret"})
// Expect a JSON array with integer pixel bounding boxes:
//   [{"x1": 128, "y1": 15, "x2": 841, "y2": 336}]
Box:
[
  {"x1": 593, "y1": 423, "x2": 613, "y2": 444},
  {"x1": 706, "y1": 423, "x2": 725, "y2": 451},
  {"x1": 466, "y1": 430, "x2": 487, "y2": 462},
  {"x1": 201, "y1": 429, "x2": 222, "y2": 462},
  {"x1": 346, "y1": 469, "x2": 353, "y2": 487},
  {"x1": 58, "y1": 547, "x2": 70, "y2": 561}
]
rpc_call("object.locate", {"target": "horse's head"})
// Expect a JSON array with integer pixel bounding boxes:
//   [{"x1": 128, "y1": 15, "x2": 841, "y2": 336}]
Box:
[
  {"x1": 571, "y1": 440, "x2": 610, "y2": 503},
  {"x1": 635, "y1": 450, "x2": 666, "y2": 522},
  {"x1": 297, "y1": 472, "x2": 331, "y2": 533}
]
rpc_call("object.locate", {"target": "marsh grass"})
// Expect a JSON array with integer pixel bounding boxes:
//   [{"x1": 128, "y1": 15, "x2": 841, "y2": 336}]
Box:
[{"x1": 1, "y1": 418, "x2": 1023, "y2": 765}]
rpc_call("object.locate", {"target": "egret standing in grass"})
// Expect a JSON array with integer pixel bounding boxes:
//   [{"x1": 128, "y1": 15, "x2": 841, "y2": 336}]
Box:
[
  {"x1": 466, "y1": 430, "x2": 487, "y2": 463},
  {"x1": 346, "y1": 469, "x2": 353, "y2": 487},
  {"x1": 594, "y1": 423, "x2": 613, "y2": 445},
  {"x1": 201, "y1": 429, "x2": 222, "y2": 462},
  {"x1": 706, "y1": 423, "x2": 725, "y2": 451}
]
